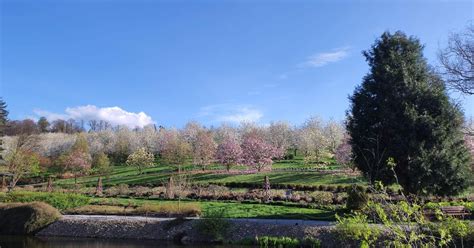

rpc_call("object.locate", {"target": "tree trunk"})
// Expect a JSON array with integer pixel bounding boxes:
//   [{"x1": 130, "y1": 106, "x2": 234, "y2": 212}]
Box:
[
  {"x1": 1, "y1": 176, "x2": 6, "y2": 190},
  {"x1": 47, "y1": 177, "x2": 53, "y2": 192}
]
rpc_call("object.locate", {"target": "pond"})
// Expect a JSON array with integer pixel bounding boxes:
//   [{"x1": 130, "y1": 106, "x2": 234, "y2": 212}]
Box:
[{"x1": 0, "y1": 236, "x2": 241, "y2": 248}]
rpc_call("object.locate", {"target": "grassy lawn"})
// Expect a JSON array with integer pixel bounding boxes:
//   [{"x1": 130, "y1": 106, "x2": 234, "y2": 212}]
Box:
[
  {"x1": 52, "y1": 156, "x2": 365, "y2": 188},
  {"x1": 91, "y1": 197, "x2": 337, "y2": 220},
  {"x1": 55, "y1": 167, "x2": 364, "y2": 187},
  {"x1": 0, "y1": 191, "x2": 337, "y2": 220}
]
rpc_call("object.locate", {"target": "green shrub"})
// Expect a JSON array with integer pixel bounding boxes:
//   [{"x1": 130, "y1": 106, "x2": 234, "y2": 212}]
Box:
[
  {"x1": 2, "y1": 191, "x2": 89, "y2": 210},
  {"x1": 237, "y1": 236, "x2": 321, "y2": 248},
  {"x1": 194, "y1": 208, "x2": 230, "y2": 241},
  {"x1": 346, "y1": 185, "x2": 368, "y2": 210},
  {"x1": 335, "y1": 212, "x2": 380, "y2": 247},
  {"x1": 310, "y1": 191, "x2": 333, "y2": 205},
  {"x1": 257, "y1": 236, "x2": 300, "y2": 248},
  {"x1": 302, "y1": 237, "x2": 321, "y2": 248},
  {"x1": 0, "y1": 202, "x2": 61, "y2": 234}
]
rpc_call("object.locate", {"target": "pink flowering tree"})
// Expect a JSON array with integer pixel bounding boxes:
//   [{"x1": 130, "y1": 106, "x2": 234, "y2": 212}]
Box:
[
  {"x1": 241, "y1": 133, "x2": 282, "y2": 172},
  {"x1": 62, "y1": 149, "x2": 92, "y2": 186},
  {"x1": 59, "y1": 134, "x2": 92, "y2": 186},
  {"x1": 217, "y1": 137, "x2": 242, "y2": 171}
]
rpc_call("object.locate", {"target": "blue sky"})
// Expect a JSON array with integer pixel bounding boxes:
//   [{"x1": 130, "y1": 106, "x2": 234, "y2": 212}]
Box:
[{"x1": 1, "y1": 0, "x2": 473, "y2": 128}]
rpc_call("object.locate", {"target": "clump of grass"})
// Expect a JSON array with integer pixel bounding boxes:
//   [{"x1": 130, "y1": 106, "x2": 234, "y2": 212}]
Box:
[
  {"x1": 0, "y1": 202, "x2": 61, "y2": 234},
  {"x1": 1, "y1": 191, "x2": 89, "y2": 210},
  {"x1": 65, "y1": 205, "x2": 133, "y2": 215},
  {"x1": 136, "y1": 203, "x2": 201, "y2": 217}
]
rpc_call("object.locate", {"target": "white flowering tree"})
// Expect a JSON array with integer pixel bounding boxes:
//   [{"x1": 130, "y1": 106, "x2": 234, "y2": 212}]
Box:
[{"x1": 126, "y1": 147, "x2": 155, "y2": 174}]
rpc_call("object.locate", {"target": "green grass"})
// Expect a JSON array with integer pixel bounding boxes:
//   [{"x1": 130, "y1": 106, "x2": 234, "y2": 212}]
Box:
[
  {"x1": 92, "y1": 197, "x2": 337, "y2": 220},
  {"x1": 56, "y1": 168, "x2": 364, "y2": 187},
  {"x1": 52, "y1": 156, "x2": 364, "y2": 188}
]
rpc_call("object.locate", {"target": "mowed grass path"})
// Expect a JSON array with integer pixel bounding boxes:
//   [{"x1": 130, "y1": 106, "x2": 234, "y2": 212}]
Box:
[{"x1": 55, "y1": 160, "x2": 364, "y2": 187}]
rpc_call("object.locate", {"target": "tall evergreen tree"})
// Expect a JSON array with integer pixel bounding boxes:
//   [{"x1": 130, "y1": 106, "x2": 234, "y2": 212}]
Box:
[
  {"x1": 347, "y1": 31, "x2": 471, "y2": 196},
  {"x1": 0, "y1": 98, "x2": 8, "y2": 163}
]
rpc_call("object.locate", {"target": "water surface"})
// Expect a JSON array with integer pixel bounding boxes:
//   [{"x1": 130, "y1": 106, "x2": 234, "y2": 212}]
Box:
[{"x1": 0, "y1": 236, "x2": 240, "y2": 248}]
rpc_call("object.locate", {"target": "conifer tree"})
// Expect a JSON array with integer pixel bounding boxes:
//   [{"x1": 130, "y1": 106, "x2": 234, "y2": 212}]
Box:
[
  {"x1": 0, "y1": 98, "x2": 8, "y2": 163},
  {"x1": 347, "y1": 31, "x2": 471, "y2": 196}
]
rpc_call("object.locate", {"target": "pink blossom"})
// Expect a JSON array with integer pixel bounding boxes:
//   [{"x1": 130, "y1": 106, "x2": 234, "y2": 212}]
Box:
[
  {"x1": 241, "y1": 134, "x2": 280, "y2": 172},
  {"x1": 217, "y1": 137, "x2": 242, "y2": 171}
]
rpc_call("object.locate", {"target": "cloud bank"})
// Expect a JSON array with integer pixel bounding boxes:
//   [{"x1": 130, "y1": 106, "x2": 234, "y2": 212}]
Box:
[
  {"x1": 34, "y1": 105, "x2": 154, "y2": 128},
  {"x1": 301, "y1": 47, "x2": 350, "y2": 68},
  {"x1": 198, "y1": 104, "x2": 263, "y2": 124}
]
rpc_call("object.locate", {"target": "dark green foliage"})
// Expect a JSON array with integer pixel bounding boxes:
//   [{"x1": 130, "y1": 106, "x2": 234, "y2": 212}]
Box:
[
  {"x1": 237, "y1": 236, "x2": 321, "y2": 248},
  {"x1": 257, "y1": 236, "x2": 300, "y2": 248},
  {"x1": 37, "y1": 117, "x2": 50, "y2": 133},
  {"x1": 346, "y1": 185, "x2": 368, "y2": 210},
  {"x1": 347, "y1": 31, "x2": 471, "y2": 195},
  {"x1": 1, "y1": 191, "x2": 90, "y2": 210},
  {"x1": 0, "y1": 202, "x2": 61, "y2": 234},
  {"x1": 283, "y1": 153, "x2": 295, "y2": 160},
  {"x1": 0, "y1": 98, "x2": 8, "y2": 162},
  {"x1": 194, "y1": 208, "x2": 230, "y2": 241}
]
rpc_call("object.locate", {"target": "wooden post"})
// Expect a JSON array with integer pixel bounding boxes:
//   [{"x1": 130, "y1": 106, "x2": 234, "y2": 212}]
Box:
[
  {"x1": 47, "y1": 176, "x2": 53, "y2": 192},
  {"x1": 166, "y1": 176, "x2": 175, "y2": 199},
  {"x1": 1, "y1": 175, "x2": 6, "y2": 191},
  {"x1": 96, "y1": 176, "x2": 103, "y2": 196},
  {"x1": 263, "y1": 175, "x2": 271, "y2": 202}
]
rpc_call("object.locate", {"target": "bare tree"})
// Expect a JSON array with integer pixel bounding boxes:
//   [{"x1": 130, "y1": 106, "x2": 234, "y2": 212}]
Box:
[{"x1": 438, "y1": 23, "x2": 474, "y2": 95}]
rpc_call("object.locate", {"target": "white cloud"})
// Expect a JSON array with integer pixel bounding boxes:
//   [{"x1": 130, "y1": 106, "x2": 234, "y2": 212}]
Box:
[
  {"x1": 198, "y1": 104, "x2": 263, "y2": 124},
  {"x1": 33, "y1": 105, "x2": 154, "y2": 128},
  {"x1": 300, "y1": 47, "x2": 350, "y2": 68}
]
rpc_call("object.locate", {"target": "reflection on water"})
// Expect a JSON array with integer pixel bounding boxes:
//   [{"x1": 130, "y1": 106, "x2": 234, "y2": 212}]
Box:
[{"x1": 0, "y1": 236, "x2": 238, "y2": 248}]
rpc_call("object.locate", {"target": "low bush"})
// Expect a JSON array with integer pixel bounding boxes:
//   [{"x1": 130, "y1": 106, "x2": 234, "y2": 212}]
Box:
[
  {"x1": 254, "y1": 236, "x2": 321, "y2": 248},
  {"x1": 194, "y1": 208, "x2": 230, "y2": 241},
  {"x1": 335, "y1": 212, "x2": 381, "y2": 247},
  {"x1": 0, "y1": 202, "x2": 61, "y2": 234},
  {"x1": 310, "y1": 191, "x2": 334, "y2": 205},
  {"x1": 346, "y1": 185, "x2": 368, "y2": 211},
  {"x1": 257, "y1": 236, "x2": 300, "y2": 248},
  {"x1": 1, "y1": 191, "x2": 90, "y2": 210}
]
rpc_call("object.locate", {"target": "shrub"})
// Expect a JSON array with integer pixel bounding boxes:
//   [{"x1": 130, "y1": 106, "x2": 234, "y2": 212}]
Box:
[
  {"x1": 346, "y1": 185, "x2": 368, "y2": 210},
  {"x1": 302, "y1": 237, "x2": 322, "y2": 248},
  {"x1": 104, "y1": 186, "x2": 120, "y2": 197},
  {"x1": 335, "y1": 212, "x2": 381, "y2": 247},
  {"x1": 194, "y1": 208, "x2": 230, "y2": 241},
  {"x1": 283, "y1": 153, "x2": 295, "y2": 160},
  {"x1": 310, "y1": 191, "x2": 334, "y2": 205},
  {"x1": 2, "y1": 191, "x2": 89, "y2": 210},
  {"x1": 238, "y1": 236, "x2": 321, "y2": 248},
  {"x1": 117, "y1": 184, "x2": 130, "y2": 196},
  {"x1": 0, "y1": 202, "x2": 61, "y2": 234},
  {"x1": 132, "y1": 186, "x2": 151, "y2": 197},
  {"x1": 257, "y1": 236, "x2": 300, "y2": 248}
]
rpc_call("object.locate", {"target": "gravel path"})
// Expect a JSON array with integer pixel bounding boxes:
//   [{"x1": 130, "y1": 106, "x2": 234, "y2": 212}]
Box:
[{"x1": 63, "y1": 215, "x2": 334, "y2": 226}]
